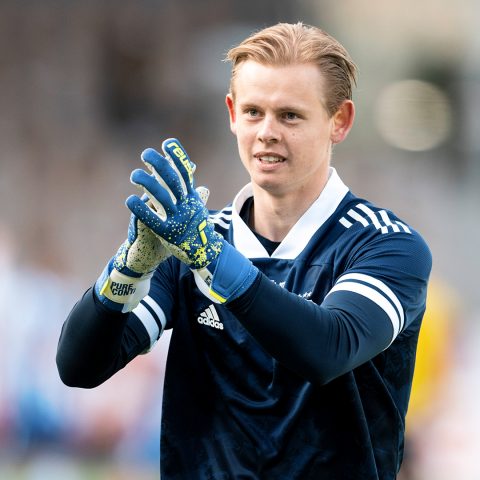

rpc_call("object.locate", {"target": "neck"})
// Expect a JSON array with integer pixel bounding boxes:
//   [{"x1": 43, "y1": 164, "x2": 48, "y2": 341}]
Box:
[{"x1": 250, "y1": 178, "x2": 329, "y2": 242}]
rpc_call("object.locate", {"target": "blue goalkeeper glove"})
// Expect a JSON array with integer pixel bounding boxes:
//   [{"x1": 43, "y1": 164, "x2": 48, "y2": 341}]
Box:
[
  {"x1": 95, "y1": 148, "x2": 209, "y2": 312},
  {"x1": 94, "y1": 198, "x2": 169, "y2": 313},
  {"x1": 126, "y1": 138, "x2": 259, "y2": 304}
]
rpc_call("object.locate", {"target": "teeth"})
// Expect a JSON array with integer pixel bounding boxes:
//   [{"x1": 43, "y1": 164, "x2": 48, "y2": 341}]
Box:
[{"x1": 259, "y1": 155, "x2": 284, "y2": 163}]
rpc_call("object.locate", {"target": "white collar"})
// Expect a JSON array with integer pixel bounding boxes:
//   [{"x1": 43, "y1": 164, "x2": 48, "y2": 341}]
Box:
[{"x1": 231, "y1": 167, "x2": 349, "y2": 259}]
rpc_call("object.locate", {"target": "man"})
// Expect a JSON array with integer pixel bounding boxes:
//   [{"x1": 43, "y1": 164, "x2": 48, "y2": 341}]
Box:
[{"x1": 57, "y1": 22, "x2": 432, "y2": 479}]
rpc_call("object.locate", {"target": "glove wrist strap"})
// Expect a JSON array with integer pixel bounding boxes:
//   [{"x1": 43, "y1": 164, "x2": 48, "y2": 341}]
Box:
[
  {"x1": 95, "y1": 265, "x2": 153, "y2": 313},
  {"x1": 192, "y1": 242, "x2": 259, "y2": 304}
]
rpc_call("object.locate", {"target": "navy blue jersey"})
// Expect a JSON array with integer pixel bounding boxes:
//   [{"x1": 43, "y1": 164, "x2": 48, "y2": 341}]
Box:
[{"x1": 128, "y1": 168, "x2": 432, "y2": 479}]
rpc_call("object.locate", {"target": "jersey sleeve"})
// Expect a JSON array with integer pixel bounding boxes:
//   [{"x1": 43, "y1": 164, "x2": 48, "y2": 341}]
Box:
[
  {"x1": 325, "y1": 228, "x2": 432, "y2": 344},
  {"x1": 57, "y1": 258, "x2": 181, "y2": 387},
  {"x1": 130, "y1": 256, "x2": 180, "y2": 351},
  {"x1": 227, "y1": 229, "x2": 432, "y2": 385},
  {"x1": 56, "y1": 287, "x2": 151, "y2": 388}
]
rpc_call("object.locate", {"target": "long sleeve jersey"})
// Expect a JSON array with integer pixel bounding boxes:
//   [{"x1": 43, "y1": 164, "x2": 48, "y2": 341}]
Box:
[{"x1": 57, "y1": 168, "x2": 432, "y2": 480}]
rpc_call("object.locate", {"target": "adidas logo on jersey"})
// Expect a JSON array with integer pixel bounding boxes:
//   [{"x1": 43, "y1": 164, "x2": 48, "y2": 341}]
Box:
[{"x1": 197, "y1": 305, "x2": 224, "y2": 330}]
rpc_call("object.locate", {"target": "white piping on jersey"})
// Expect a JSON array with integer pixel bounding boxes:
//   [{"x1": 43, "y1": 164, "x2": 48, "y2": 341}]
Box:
[
  {"x1": 209, "y1": 207, "x2": 233, "y2": 219},
  {"x1": 209, "y1": 207, "x2": 233, "y2": 229},
  {"x1": 395, "y1": 221, "x2": 411, "y2": 233},
  {"x1": 132, "y1": 295, "x2": 167, "y2": 350},
  {"x1": 346, "y1": 208, "x2": 369, "y2": 227},
  {"x1": 212, "y1": 217, "x2": 231, "y2": 229},
  {"x1": 340, "y1": 203, "x2": 412, "y2": 235},
  {"x1": 356, "y1": 204, "x2": 389, "y2": 234},
  {"x1": 379, "y1": 210, "x2": 400, "y2": 233},
  {"x1": 327, "y1": 273, "x2": 404, "y2": 344},
  {"x1": 339, "y1": 217, "x2": 353, "y2": 228},
  {"x1": 231, "y1": 167, "x2": 349, "y2": 259}
]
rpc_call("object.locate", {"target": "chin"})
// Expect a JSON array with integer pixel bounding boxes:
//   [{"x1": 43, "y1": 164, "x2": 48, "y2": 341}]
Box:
[{"x1": 253, "y1": 178, "x2": 287, "y2": 196}]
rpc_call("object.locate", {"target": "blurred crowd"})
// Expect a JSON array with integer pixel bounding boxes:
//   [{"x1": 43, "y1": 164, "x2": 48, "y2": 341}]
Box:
[
  {"x1": 0, "y1": 223, "x2": 169, "y2": 478},
  {"x1": 1, "y1": 1, "x2": 479, "y2": 478}
]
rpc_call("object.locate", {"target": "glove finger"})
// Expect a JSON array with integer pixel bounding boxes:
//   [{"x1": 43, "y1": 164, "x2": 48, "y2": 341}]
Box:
[
  {"x1": 161, "y1": 138, "x2": 196, "y2": 195},
  {"x1": 126, "y1": 195, "x2": 167, "y2": 237},
  {"x1": 137, "y1": 193, "x2": 156, "y2": 220},
  {"x1": 130, "y1": 169, "x2": 175, "y2": 215},
  {"x1": 128, "y1": 188, "x2": 167, "y2": 223},
  {"x1": 196, "y1": 186, "x2": 210, "y2": 205},
  {"x1": 141, "y1": 148, "x2": 185, "y2": 203}
]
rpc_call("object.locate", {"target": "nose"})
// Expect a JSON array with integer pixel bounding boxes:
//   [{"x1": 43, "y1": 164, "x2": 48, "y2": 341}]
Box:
[{"x1": 257, "y1": 115, "x2": 280, "y2": 144}]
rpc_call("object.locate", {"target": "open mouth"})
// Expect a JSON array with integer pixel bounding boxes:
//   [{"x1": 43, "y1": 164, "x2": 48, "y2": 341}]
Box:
[{"x1": 256, "y1": 155, "x2": 286, "y2": 164}]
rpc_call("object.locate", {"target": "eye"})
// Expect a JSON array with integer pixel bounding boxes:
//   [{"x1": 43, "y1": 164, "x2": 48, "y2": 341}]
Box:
[
  {"x1": 246, "y1": 108, "x2": 259, "y2": 117},
  {"x1": 283, "y1": 111, "x2": 299, "y2": 121}
]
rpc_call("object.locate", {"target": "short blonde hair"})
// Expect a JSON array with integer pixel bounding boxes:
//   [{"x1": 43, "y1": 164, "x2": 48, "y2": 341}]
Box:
[{"x1": 225, "y1": 22, "x2": 357, "y2": 117}]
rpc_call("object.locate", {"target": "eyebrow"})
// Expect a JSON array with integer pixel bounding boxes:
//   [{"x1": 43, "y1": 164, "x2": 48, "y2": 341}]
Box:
[{"x1": 238, "y1": 101, "x2": 308, "y2": 114}]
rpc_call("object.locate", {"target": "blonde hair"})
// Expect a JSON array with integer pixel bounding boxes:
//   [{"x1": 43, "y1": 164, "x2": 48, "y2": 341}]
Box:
[{"x1": 225, "y1": 22, "x2": 357, "y2": 117}]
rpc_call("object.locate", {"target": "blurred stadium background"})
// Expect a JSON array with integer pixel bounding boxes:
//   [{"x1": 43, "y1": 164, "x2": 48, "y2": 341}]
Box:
[{"x1": 1, "y1": 1, "x2": 479, "y2": 478}]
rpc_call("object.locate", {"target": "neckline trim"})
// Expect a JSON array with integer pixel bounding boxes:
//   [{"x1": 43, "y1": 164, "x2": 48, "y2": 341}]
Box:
[{"x1": 231, "y1": 167, "x2": 349, "y2": 259}]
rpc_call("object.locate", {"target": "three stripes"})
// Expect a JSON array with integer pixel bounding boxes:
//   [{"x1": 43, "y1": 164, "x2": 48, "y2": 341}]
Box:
[{"x1": 339, "y1": 204, "x2": 411, "y2": 234}]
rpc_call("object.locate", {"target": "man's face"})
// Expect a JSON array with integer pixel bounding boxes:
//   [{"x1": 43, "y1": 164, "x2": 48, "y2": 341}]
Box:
[{"x1": 226, "y1": 61, "x2": 346, "y2": 199}]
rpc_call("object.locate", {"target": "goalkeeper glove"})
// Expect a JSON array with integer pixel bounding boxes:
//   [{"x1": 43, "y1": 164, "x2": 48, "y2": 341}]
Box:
[
  {"x1": 127, "y1": 138, "x2": 259, "y2": 304},
  {"x1": 95, "y1": 147, "x2": 208, "y2": 312}
]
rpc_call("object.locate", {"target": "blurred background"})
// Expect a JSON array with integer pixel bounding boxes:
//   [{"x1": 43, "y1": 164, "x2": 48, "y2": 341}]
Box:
[{"x1": 0, "y1": 0, "x2": 479, "y2": 478}]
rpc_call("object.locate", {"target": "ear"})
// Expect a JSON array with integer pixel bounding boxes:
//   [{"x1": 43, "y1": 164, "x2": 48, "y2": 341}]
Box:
[
  {"x1": 225, "y1": 94, "x2": 237, "y2": 135},
  {"x1": 330, "y1": 100, "x2": 355, "y2": 144}
]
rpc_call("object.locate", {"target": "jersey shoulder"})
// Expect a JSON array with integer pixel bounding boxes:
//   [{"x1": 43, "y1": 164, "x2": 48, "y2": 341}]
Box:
[
  {"x1": 332, "y1": 193, "x2": 432, "y2": 279},
  {"x1": 336, "y1": 194, "x2": 429, "y2": 250},
  {"x1": 337, "y1": 194, "x2": 414, "y2": 236}
]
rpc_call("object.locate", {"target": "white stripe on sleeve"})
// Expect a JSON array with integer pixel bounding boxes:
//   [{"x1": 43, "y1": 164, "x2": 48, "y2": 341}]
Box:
[
  {"x1": 327, "y1": 273, "x2": 404, "y2": 343},
  {"x1": 143, "y1": 296, "x2": 167, "y2": 331},
  {"x1": 132, "y1": 296, "x2": 167, "y2": 349},
  {"x1": 338, "y1": 273, "x2": 404, "y2": 330}
]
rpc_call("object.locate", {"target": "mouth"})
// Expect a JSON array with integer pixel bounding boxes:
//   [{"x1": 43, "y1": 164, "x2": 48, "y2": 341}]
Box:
[{"x1": 254, "y1": 153, "x2": 286, "y2": 164}]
